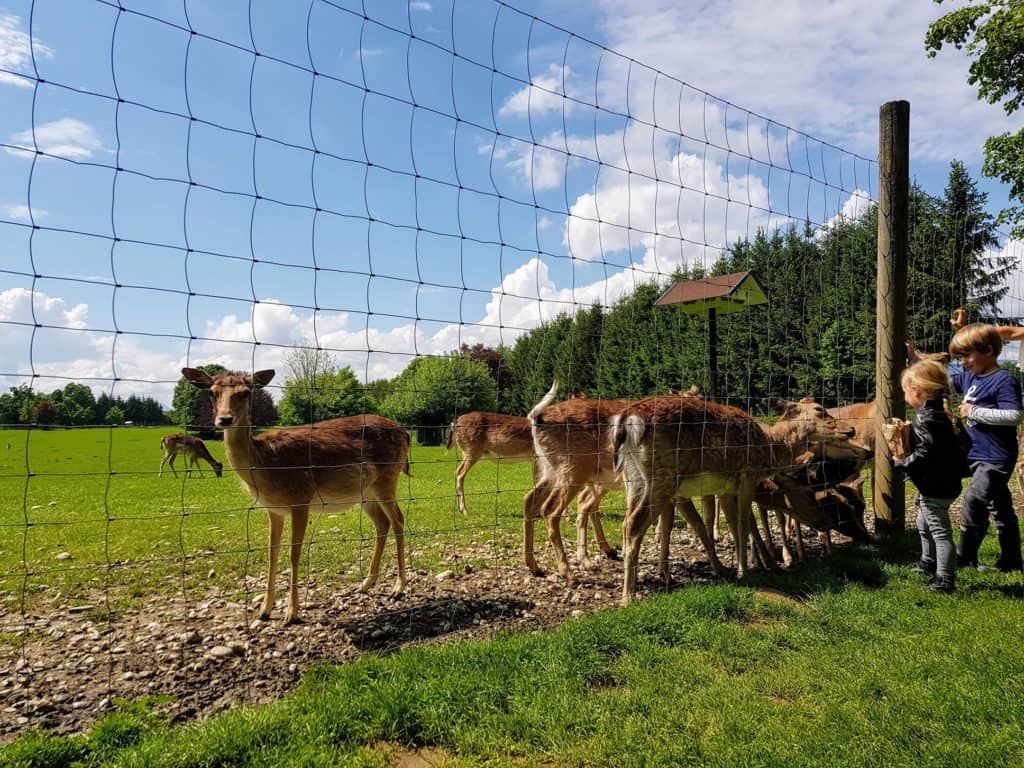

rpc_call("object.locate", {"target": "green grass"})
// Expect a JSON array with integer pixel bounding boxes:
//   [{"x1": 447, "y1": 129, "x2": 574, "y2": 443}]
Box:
[
  {"x1": 0, "y1": 426, "x2": 589, "y2": 611},
  {"x1": 4, "y1": 428, "x2": 1024, "y2": 766},
  {"x1": 3, "y1": 543, "x2": 1024, "y2": 767}
]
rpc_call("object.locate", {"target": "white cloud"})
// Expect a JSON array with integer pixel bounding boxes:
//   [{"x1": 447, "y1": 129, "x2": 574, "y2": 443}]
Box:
[
  {"x1": 0, "y1": 13, "x2": 53, "y2": 88},
  {"x1": 409, "y1": 1, "x2": 432, "y2": 10},
  {"x1": 7, "y1": 118, "x2": 106, "y2": 160},
  {"x1": 4, "y1": 204, "x2": 47, "y2": 222},
  {"x1": 591, "y1": 0, "x2": 1007, "y2": 164},
  {"x1": 499, "y1": 64, "x2": 577, "y2": 119}
]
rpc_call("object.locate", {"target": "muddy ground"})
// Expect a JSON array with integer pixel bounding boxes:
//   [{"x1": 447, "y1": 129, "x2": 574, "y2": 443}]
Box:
[{"x1": 0, "y1": 519, "x2": 891, "y2": 743}]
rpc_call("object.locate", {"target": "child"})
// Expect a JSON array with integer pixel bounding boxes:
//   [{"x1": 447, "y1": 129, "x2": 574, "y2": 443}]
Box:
[
  {"x1": 894, "y1": 360, "x2": 966, "y2": 592},
  {"x1": 949, "y1": 323, "x2": 1024, "y2": 572}
]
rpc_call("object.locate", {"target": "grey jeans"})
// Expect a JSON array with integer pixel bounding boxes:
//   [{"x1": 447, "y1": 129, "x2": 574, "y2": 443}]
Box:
[{"x1": 917, "y1": 495, "x2": 956, "y2": 579}]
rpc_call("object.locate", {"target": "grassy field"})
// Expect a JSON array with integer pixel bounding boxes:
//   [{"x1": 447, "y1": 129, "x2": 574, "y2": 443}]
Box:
[
  {"x1": 4, "y1": 427, "x2": 1024, "y2": 767},
  {"x1": 3, "y1": 541, "x2": 1024, "y2": 767},
  {"x1": 0, "y1": 426, "x2": 578, "y2": 611}
]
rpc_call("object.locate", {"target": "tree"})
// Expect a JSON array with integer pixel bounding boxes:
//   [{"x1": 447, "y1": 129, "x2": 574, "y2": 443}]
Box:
[
  {"x1": 53, "y1": 382, "x2": 96, "y2": 425},
  {"x1": 926, "y1": 0, "x2": 1024, "y2": 239},
  {"x1": 278, "y1": 366, "x2": 373, "y2": 425},
  {"x1": 105, "y1": 405, "x2": 125, "y2": 425},
  {"x1": 379, "y1": 355, "x2": 497, "y2": 445},
  {"x1": 32, "y1": 398, "x2": 56, "y2": 425}
]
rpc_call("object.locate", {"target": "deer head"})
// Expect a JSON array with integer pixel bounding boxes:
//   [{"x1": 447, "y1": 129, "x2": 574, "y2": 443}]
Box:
[{"x1": 181, "y1": 368, "x2": 275, "y2": 428}]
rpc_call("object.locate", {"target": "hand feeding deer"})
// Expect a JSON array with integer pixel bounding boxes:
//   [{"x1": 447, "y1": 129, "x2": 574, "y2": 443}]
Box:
[
  {"x1": 159, "y1": 433, "x2": 223, "y2": 478},
  {"x1": 182, "y1": 368, "x2": 411, "y2": 624},
  {"x1": 612, "y1": 393, "x2": 864, "y2": 604}
]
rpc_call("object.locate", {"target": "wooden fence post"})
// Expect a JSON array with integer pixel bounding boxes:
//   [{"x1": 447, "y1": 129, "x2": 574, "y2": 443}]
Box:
[{"x1": 874, "y1": 100, "x2": 909, "y2": 531}]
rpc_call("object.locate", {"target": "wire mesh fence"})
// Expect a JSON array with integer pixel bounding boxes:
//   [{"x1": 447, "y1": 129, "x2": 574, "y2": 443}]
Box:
[{"x1": 0, "y1": 0, "x2": 1021, "y2": 737}]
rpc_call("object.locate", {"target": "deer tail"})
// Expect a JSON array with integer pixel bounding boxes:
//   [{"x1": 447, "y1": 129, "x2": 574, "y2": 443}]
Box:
[{"x1": 527, "y1": 380, "x2": 559, "y2": 425}]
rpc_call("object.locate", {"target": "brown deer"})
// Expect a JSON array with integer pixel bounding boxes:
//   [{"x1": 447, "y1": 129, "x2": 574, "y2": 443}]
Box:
[
  {"x1": 182, "y1": 368, "x2": 411, "y2": 624},
  {"x1": 159, "y1": 433, "x2": 223, "y2": 478},
  {"x1": 612, "y1": 394, "x2": 864, "y2": 604},
  {"x1": 445, "y1": 412, "x2": 535, "y2": 516},
  {"x1": 523, "y1": 383, "x2": 633, "y2": 580}
]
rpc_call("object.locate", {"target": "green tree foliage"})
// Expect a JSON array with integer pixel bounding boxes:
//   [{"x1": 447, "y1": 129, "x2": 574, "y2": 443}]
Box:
[
  {"x1": 51, "y1": 382, "x2": 96, "y2": 425},
  {"x1": 278, "y1": 367, "x2": 373, "y2": 425},
  {"x1": 31, "y1": 398, "x2": 56, "y2": 425},
  {"x1": 379, "y1": 355, "x2": 497, "y2": 445},
  {"x1": 926, "y1": 0, "x2": 1024, "y2": 239},
  {"x1": 104, "y1": 405, "x2": 125, "y2": 426}
]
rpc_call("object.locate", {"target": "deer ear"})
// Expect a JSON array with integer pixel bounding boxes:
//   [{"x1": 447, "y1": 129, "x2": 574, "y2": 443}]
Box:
[
  {"x1": 252, "y1": 370, "x2": 275, "y2": 388},
  {"x1": 765, "y1": 396, "x2": 789, "y2": 414},
  {"x1": 182, "y1": 368, "x2": 213, "y2": 389}
]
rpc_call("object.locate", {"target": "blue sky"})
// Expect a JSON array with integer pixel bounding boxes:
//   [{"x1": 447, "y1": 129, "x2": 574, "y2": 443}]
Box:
[{"x1": 0, "y1": 0, "x2": 1021, "y2": 405}]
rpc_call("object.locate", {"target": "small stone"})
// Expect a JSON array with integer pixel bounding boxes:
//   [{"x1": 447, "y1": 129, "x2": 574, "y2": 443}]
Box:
[
  {"x1": 436, "y1": 570, "x2": 455, "y2": 582},
  {"x1": 208, "y1": 645, "x2": 234, "y2": 658},
  {"x1": 67, "y1": 604, "x2": 94, "y2": 614},
  {"x1": 55, "y1": 552, "x2": 73, "y2": 561},
  {"x1": 207, "y1": 569, "x2": 216, "y2": 579}
]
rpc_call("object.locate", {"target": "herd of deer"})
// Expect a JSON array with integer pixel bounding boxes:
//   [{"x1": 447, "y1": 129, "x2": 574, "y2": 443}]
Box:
[{"x1": 166, "y1": 359, "x2": 948, "y2": 624}]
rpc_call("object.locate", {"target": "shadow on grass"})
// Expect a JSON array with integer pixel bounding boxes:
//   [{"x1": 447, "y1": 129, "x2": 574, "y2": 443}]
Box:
[{"x1": 335, "y1": 595, "x2": 535, "y2": 652}]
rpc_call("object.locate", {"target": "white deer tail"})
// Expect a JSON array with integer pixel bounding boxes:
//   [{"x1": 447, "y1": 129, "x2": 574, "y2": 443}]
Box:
[{"x1": 527, "y1": 380, "x2": 559, "y2": 424}]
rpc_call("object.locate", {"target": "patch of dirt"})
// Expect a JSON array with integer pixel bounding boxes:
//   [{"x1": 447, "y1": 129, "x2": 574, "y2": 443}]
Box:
[{"x1": 0, "y1": 525, "x2": 845, "y2": 743}]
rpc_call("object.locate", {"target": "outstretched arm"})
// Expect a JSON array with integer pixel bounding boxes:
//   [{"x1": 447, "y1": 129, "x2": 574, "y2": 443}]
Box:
[{"x1": 951, "y1": 308, "x2": 1024, "y2": 341}]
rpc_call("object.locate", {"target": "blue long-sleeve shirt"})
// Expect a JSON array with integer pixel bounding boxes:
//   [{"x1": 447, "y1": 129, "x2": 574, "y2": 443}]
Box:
[{"x1": 950, "y1": 368, "x2": 1023, "y2": 465}]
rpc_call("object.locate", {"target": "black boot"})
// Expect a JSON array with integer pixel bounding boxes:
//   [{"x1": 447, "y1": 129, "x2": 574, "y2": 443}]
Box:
[
  {"x1": 995, "y1": 522, "x2": 1024, "y2": 573},
  {"x1": 956, "y1": 528, "x2": 987, "y2": 570}
]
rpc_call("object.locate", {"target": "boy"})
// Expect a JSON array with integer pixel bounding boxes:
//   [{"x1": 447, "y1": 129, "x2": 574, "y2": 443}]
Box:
[{"x1": 949, "y1": 323, "x2": 1024, "y2": 572}]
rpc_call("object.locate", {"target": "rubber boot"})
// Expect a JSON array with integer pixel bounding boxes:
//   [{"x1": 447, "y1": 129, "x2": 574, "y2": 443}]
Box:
[{"x1": 995, "y1": 521, "x2": 1024, "y2": 573}]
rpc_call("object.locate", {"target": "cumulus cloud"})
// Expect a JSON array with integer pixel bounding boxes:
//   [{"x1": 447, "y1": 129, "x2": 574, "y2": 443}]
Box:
[
  {"x1": 7, "y1": 118, "x2": 106, "y2": 160},
  {"x1": 0, "y1": 12, "x2": 53, "y2": 88},
  {"x1": 499, "y1": 64, "x2": 577, "y2": 120}
]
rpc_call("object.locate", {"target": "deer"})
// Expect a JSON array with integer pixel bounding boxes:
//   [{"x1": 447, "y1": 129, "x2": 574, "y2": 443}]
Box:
[
  {"x1": 524, "y1": 383, "x2": 724, "y2": 583},
  {"x1": 159, "y1": 433, "x2": 223, "y2": 478},
  {"x1": 611, "y1": 393, "x2": 866, "y2": 604},
  {"x1": 445, "y1": 412, "x2": 535, "y2": 516},
  {"x1": 181, "y1": 368, "x2": 411, "y2": 624}
]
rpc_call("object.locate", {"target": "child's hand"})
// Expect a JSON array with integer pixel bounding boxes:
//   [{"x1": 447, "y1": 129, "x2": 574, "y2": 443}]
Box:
[
  {"x1": 951, "y1": 308, "x2": 968, "y2": 330},
  {"x1": 959, "y1": 401, "x2": 973, "y2": 418}
]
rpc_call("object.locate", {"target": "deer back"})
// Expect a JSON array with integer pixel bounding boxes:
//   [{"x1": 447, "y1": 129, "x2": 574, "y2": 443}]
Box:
[
  {"x1": 230, "y1": 414, "x2": 410, "y2": 506},
  {"x1": 450, "y1": 412, "x2": 533, "y2": 459}
]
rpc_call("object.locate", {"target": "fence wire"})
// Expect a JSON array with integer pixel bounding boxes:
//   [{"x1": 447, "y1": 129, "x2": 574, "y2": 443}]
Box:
[{"x1": 0, "y1": 0, "x2": 1019, "y2": 738}]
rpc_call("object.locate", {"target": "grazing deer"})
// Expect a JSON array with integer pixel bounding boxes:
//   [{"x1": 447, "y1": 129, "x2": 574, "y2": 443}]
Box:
[
  {"x1": 612, "y1": 394, "x2": 864, "y2": 604},
  {"x1": 446, "y1": 412, "x2": 535, "y2": 516},
  {"x1": 181, "y1": 368, "x2": 411, "y2": 624},
  {"x1": 159, "y1": 433, "x2": 223, "y2": 478}
]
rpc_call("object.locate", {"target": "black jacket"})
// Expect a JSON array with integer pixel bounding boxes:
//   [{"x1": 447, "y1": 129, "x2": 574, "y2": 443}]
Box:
[{"x1": 894, "y1": 399, "x2": 966, "y2": 500}]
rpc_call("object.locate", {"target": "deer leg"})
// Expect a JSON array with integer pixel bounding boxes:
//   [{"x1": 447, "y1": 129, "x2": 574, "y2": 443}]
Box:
[
  {"x1": 819, "y1": 531, "x2": 834, "y2": 557},
  {"x1": 159, "y1": 452, "x2": 170, "y2": 477},
  {"x1": 775, "y1": 510, "x2": 797, "y2": 567},
  {"x1": 260, "y1": 511, "x2": 286, "y2": 620},
  {"x1": 192, "y1": 454, "x2": 204, "y2": 477},
  {"x1": 676, "y1": 498, "x2": 725, "y2": 576},
  {"x1": 360, "y1": 501, "x2": 391, "y2": 592},
  {"x1": 284, "y1": 506, "x2": 309, "y2": 625},
  {"x1": 523, "y1": 484, "x2": 546, "y2": 576},
  {"x1": 543, "y1": 485, "x2": 577, "y2": 583},
  {"x1": 757, "y1": 503, "x2": 780, "y2": 562},
  {"x1": 737, "y1": 488, "x2": 755, "y2": 578},
  {"x1": 168, "y1": 454, "x2": 178, "y2": 478},
  {"x1": 620, "y1": 490, "x2": 659, "y2": 605},
  {"x1": 586, "y1": 487, "x2": 618, "y2": 561},
  {"x1": 657, "y1": 500, "x2": 675, "y2": 584},
  {"x1": 700, "y1": 495, "x2": 719, "y2": 542},
  {"x1": 748, "y1": 513, "x2": 778, "y2": 571},
  {"x1": 793, "y1": 519, "x2": 807, "y2": 562},
  {"x1": 454, "y1": 455, "x2": 478, "y2": 516},
  {"x1": 380, "y1": 499, "x2": 407, "y2": 597}
]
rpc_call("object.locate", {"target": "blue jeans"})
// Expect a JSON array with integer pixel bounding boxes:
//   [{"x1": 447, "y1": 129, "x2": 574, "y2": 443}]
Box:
[{"x1": 916, "y1": 495, "x2": 956, "y2": 580}]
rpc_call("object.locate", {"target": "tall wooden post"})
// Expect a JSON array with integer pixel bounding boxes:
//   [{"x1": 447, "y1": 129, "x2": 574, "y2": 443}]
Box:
[
  {"x1": 707, "y1": 307, "x2": 718, "y2": 400},
  {"x1": 874, "y1": 100, "x2": 909, "y2": 530}
]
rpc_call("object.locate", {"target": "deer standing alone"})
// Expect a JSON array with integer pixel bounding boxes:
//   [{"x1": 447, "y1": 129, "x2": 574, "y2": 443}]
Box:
[
  {"x1": 182, "y1": 368, "x2": 411, "y2": 624},
  {"x1": 159, "y1": 433, "x2": 223, "y2": 478}
]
